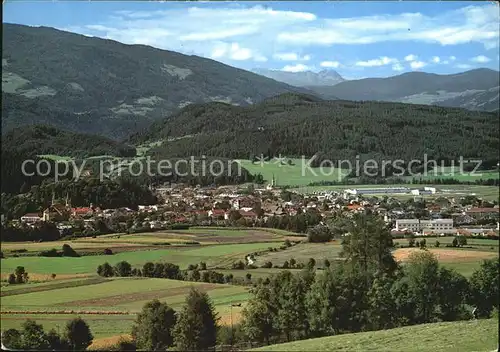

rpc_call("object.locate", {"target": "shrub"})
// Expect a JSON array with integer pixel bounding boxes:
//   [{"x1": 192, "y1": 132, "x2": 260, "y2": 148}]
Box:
[
  {"x1": 114, "y1": 261, "x2": 132, "y2": 277},
  {"x1": 104, "y1": 248, "x2": 113, "y2": 255},
  {"x1": 408, "y1": 238, "x2": 416, "y2": 247},
  {"x1": 435, "y1": 240, "x2": 440, "y2": 248},
  {"x1": 419, "y1": 239, "x2": 426, "y2": 248},
  {"x1": 62, "y1": 244, "x2": 80, "y2": 257},
  {"x1": 11, "y1": 249, "x2": 28, "y2": 253},
  {"x1": 8, "y1": 273, "x2": 16, "y2": 284},
  {"x1": 457, "y1": 236, "x2": 467, "y2": 247},
  {"x1": 224, "y1": 274, "x2": 234, "y2": 284},
  {"x1": 201, "y1": 271, "x2": 210, "y2": 283},
  {"x1": 97, "y1": 262, "x2": 114, "y2": 277},
  {"x1": 232, "y1": 261, "x2": 245, "y2": 270},
  {"x1": 0, "y1": 251, "x2": 4, "y2": 259},
  {"x1": 199, "y1": 262, "x2": 207, "y2": 270},
  {"x1": 261, "y1": 261, "x2": 273, "y2": 268},
  {"x1": 284, "y1": 239, "x2": 292, "y2": 247},
  {"x1": 51, "y1": 273, "x2": 57, "y2": 279}
]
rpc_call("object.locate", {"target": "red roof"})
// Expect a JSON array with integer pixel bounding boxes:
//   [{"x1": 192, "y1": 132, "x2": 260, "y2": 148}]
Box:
[
  {"x1": 210, "y1": 209, "x2": 226, "y2": 215},
  {"x1": 175, "y1": 217, "x2": 187, "y2": 222},
  {"x1": 73, "y1": 207, "x2": 92, "y2": 214}
]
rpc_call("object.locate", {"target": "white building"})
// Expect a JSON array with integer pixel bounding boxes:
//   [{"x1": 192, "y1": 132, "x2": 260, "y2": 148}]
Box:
[
  {"x1": 395, "y1": 218, "x2": 454, "y2": 233},
  {"x1": 344, "y1": 187, "x2": 410, "y2": 196}
]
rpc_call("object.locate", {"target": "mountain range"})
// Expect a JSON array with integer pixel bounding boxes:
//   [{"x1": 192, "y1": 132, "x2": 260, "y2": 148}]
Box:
[
  {"x1": 2, "y1": 23, "x2": 499, "y2": 145},
  {"x1": 254, "y1": 68, "x2": 499, "y2": 112},
  {"x1": 2, "y1": 23, "x2": 308, "y2": 139},
  {"x1": 251, "y1": 68, "x2": 345, "y2": 87}
]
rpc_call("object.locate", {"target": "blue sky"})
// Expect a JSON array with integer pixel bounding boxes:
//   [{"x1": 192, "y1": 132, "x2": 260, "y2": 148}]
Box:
[{"x1": 4, "y1": 1, "x2": 500, "y2": 79}]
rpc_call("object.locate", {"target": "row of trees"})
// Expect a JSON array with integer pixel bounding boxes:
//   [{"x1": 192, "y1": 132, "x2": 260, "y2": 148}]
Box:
[
  {"x1": 240, "y1": 254, "x2": 498, "y2": 345},
  {"x1": 96, "y1": 261, "x2": 252, "y2": 286},
  {"x1": 2, "y1": 318, "x2": 93, "y2": 351}
]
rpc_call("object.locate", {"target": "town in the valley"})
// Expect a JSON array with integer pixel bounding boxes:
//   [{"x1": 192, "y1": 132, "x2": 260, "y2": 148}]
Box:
[{"x1": 11, "y1": 182, "x2": 500, "y2": 240}]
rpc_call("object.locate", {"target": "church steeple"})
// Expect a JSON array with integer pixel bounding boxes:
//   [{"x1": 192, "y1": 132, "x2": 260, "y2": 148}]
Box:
[{"x1": 65, "y1": 193, "x2": 71, "y2": 208}]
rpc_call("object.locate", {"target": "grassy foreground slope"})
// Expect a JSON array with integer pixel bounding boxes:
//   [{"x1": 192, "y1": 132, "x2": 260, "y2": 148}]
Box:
[{"x1": 252, "y1": 319, "x2": 498, "y2": 352}]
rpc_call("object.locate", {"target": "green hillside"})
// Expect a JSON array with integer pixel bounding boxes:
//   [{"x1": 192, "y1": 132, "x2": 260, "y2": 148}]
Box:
[
  {"x1": 131, "y1": 93, "x2": 499, "y2": 163},
  {"x1": 252, "y1": 319, "x2": 498, "y2": 352},
  {"x1": 2, "y1": 23, "x2": 308, "y2": 139}
]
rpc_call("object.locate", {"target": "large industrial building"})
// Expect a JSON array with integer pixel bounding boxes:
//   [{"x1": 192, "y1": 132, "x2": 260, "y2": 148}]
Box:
[{"x1": 395, "y1": 218, "x2": 454, "y2": 234}]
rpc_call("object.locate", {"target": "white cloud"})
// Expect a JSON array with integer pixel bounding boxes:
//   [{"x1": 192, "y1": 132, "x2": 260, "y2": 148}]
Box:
[
  {"x1": 456, "y1": 63, "x2": 473, "y2": 69},
  {"x1": 355, "y1": 56, "x2": 398, "y2": 67},
  {"x1": 431, "y1": 56, "x2": 441, "y2": 63},
  {"x1": 320, "y1": 61, "x2": 341, "y2": 68},
  {"x1": 273, "y1": 52, "x2": 310, "y2": 61},
  {"x1": 449, "y1": 56, "x2": 457, "y2": 61},
  {"x1": 410, "y1": 61, "x2": 427, "y2": 70},
  {"x1": 470, "y1": 55, "x2": 491, "y2": 63},
  {"x1": 392, "y1": 63, "x2": 404, "y2": 72},
  {"x1": 210, "y1": 42, "x2": 266, "y2": 62},
  {"x1": 404, "y1": 54, "x2": 418, "y2": 62},
  {"x1": 276, "y1": 5, "x2": 499, "y2": 49},
  {"x1": 59, "y1": 3, "x2": 499, "y2": 65},
  {"x1": 281, "y1": 63, "x2": 312, "y2": 72}
]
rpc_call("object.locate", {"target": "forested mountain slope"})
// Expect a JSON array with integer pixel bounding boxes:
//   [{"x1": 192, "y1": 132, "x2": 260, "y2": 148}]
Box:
[
  {"x1": 130, "y1": 93, "x2": 499, "y2": 163},
  {"x1": 2, "y1": 125, "x2": 136, "y2": 158},
  {"x1": 2, "y1": 23, "x2": 310, "y2": 139}
]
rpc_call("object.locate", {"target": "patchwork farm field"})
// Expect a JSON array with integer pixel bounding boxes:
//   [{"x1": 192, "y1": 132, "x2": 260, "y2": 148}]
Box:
[
  {"x1": 1, "y1": 228, "x2": 288, "y2": 254},
  {"x1": 1, "y1": 277, "x2": 249, "y2": 338},
  {"x1": 1, "y1": 226, "x2": 497, "y2": 344},
  {"x1": 252, "y1": 318, "x2": 499, "y2": 352},
  {"x1": 0, "y1": 242, "x2": 283, "y2": 275}
]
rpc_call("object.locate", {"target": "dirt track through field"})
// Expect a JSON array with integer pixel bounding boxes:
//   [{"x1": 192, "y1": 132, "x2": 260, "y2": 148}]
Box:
[
  {"x1": 393, "y1": 248, "x2": 498, "y2": 263},
  {"x1": 57, "y1": 283, "x2": 224, "y2": 307}
]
